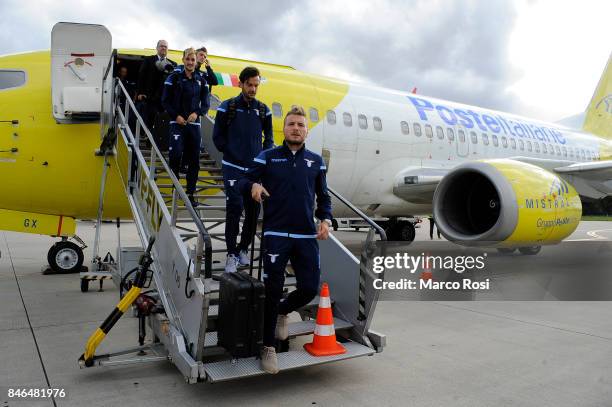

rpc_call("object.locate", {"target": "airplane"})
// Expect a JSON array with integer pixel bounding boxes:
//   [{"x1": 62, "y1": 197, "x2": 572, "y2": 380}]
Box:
[{"x1": 0, "y1": 22, "x2": 610, "y2": 274}]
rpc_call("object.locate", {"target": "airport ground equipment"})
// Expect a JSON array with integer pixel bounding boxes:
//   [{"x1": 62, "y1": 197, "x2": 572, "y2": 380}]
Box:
[{"x1": 78, "y1": 43, "x2": 386, "y2": 382}]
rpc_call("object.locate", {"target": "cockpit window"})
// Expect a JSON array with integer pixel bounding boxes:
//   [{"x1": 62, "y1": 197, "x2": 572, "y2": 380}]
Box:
[{"x1": 0, "y1": 70, "x2": 26, "y2": 90}]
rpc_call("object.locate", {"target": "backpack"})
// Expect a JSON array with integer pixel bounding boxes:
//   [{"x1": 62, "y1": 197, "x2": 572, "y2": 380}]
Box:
[{"x1": 226, "y1": 97, "x2": 267, "y2": 128}]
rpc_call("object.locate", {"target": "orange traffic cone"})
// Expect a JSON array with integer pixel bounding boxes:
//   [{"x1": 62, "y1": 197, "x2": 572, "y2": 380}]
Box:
[
  {"x1": 420, "y1": 252, "x2": 433, "y2": 281},
  {"x1": 304, "y1": 283, "x2": 347, "y2": 356}
]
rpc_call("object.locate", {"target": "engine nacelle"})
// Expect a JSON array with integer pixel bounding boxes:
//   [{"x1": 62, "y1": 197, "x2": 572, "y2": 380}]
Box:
[{"x1": 433, "y1": 159, "x2": 582, "y2": 246}]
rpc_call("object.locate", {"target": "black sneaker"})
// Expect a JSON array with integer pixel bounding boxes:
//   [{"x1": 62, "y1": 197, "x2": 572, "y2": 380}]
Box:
[{"x1": 187, "y1": 194, "x2": 200, "y2": 208}]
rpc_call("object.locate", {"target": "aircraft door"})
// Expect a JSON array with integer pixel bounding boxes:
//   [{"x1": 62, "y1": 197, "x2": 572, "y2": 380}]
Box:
[
  {"x1": 456, "y1": 126, "x2": 469, "y2": 158},
  {"x1": 51, "y1": 22, "x2": 112, "y2": 123}
]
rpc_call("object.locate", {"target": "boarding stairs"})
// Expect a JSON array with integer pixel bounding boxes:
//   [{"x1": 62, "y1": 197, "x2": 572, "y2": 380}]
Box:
[{"x1": 88, "y1": 58, "x2": 386, "y2": 382}]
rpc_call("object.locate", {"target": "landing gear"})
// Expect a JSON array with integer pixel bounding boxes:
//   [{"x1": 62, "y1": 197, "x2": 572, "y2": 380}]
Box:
[
  {"x1": 518, "y1": 246, "x2": 541, "y2": 255},
  {"x1": 47, "y1": 240, "x2": 84, "y2": 273},
  {"x1": 384, "y1": 219, "x2": 416, "y2": 242}
]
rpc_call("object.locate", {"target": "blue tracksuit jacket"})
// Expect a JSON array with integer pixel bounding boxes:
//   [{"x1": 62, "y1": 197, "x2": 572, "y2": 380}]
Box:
[
  {"x1": 212, "y1": 95, "x2": 274, "y2": 169},
  {"x1": 239, "y1": 143, "x2": 332, "y2": 237}
]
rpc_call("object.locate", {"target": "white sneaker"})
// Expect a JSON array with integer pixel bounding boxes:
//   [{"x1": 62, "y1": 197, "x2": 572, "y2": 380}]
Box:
[
  {"x1": 224, "y1": 254, "x2": 239, "y2": 273},
  {"x1": 260, "y1": 346, "x2": 279, "y2": 374},
  {"x1": 275, "y1": 315, "x2": 289, "y2": 340},
  {"x1": 238, "y1": 250, "x2": 250, "y2": 266}
]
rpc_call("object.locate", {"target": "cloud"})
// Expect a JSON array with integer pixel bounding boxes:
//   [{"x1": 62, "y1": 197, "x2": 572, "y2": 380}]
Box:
[{"x1": 151, "y1": 0, "x2": 521, "y2": 112}]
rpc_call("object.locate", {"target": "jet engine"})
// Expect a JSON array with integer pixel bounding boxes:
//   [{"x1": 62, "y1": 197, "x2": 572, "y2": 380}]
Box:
[{"x1": 433, "y1": 159, "x2": 582, "y2": 247}]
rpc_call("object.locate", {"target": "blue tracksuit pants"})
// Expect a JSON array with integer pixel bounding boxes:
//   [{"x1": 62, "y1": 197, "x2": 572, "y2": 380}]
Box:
[
  {"x1": 223, "y1": 164, "x2": 259, "y2": 256},
  {"x1": 168, "y1": 122, "x2": 201, "y2": 195},
  {"x1": 262, "y1": 235, "x2": 320, "y2": 346}
]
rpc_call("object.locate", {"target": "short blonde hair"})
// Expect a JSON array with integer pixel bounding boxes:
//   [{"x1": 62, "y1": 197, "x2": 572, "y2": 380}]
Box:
[
  {"x1": 183, "y1": 47, "x2": 196, "y2": 58},
  {"x1": 284, "y1": 105, "x2": 307, "y2": 125}
]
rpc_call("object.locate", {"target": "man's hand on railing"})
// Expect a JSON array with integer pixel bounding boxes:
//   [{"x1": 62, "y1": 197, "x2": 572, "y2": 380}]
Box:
[{"x1": 176, "y1": 115, "x2": 187, "y2": 126}]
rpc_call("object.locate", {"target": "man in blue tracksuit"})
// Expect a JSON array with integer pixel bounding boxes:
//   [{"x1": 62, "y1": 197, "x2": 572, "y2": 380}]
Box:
[
  {"x1": 161, "y1": 48, "x2": 209, "y2": 206},
  {"x1": 239, "y1": 106, "x2": 332, "y2": 374},
  {"x1": 213, "y1": 66, "x2": 274, "y2": 272}
]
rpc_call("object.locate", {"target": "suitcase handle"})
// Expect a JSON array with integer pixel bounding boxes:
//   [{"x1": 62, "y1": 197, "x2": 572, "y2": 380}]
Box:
[{"x1": 249, "y1": 199, "x2": 265, "y2": 280}]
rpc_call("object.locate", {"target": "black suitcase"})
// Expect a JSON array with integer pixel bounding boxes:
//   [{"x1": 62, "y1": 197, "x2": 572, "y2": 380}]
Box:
[{"x1": 217, "y1": 271, "x2": 265, "y2": 358}]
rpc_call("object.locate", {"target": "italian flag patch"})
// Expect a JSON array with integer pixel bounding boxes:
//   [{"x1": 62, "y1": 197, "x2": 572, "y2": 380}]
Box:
[{"x1": 214, "y1": 73, "x2": 240, "y2": 87}]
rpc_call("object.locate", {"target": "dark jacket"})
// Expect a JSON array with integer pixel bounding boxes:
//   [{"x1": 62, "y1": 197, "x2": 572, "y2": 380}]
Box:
[
  {"x1": 174, "y1": 64, "x2": 219, "y2": 114},
  {"x1": 212, "y1": 94, "x2": 274, "y2": 167},
  {"x1": 161, "y1": 70, "x2": 208, "y2": 120},
  {"x1": 136, "y1": 54, "x2": 177, "y2": 104},
  {"x1": 238, "y1": 143, "x2": 332, "y2": 237}
]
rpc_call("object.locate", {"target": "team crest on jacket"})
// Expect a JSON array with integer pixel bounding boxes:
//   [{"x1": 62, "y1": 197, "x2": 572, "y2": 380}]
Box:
[
  {"x1": 304, "y1": 159, "x2": 314, "y2": 167},
  {"x1": 268, "y1": 254, "x2": 279, "y2": 263}
]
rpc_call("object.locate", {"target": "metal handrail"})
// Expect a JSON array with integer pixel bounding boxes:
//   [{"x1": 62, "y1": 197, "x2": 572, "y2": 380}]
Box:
[
  {"x1": 115, "y1": 79, "x2": 213, "y2": 277},
  {"x1": 328, "y1": 186, "x2": 387, "y2": 241}
]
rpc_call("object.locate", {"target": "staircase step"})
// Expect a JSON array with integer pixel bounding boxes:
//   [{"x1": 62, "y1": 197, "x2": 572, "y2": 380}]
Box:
[
  {"x1": 202, "y1": 318, "x2": 352, "y2": 349},
  {"x1": 156, "y1": 184, "x2": 223, "y2": 189},
  {"x1": 202, "y1": 341, "x2": 374, "y2": 383}
]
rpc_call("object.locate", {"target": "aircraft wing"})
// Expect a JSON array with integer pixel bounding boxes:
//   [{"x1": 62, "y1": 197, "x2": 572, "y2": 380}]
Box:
[
  {"x1": 511, "y1": 156, "x2": 612, "y2": 199},
  {"x1": 393, "y1": 158, "x2": 612, "y2": 204}
]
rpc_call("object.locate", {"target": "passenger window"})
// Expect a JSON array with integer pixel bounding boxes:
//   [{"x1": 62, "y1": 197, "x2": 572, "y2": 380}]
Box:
[
  {"x1": 492, "y1": 134, "x2": 498, "y2": 147},
  {"x1": 470, "y1": 131, "x2": 478, "y2": 144},
  {"x1": 425, "y1": 124, "x2": 433, "y2": 138},
  {"x1": 447, "y1": 128, "x2": 455, "y2": 141},
  {"x1": 519, "y1": 139, "x2": 524, "y2": 150},
  {"x1": 309, "y1": 107, "x2": 319, "y2": 122},
  {"x1": 373, "y1": 117, "x2": 383, "y2": 131},
  {"x1": 400, "y1": 121, "x2": 410, "y2": 135},
  {"x1": 326, "y1": 110, "x2": 336, "y2": 125},
  {"x1": 562, "y1": 146, "x2": 567, "y2": 157},
  {"x1": 436, "y1": 126, "x2": 444, "y2": 140},
  {"x1": 272, "y1": 102, "x2": 283, "y2": 118},
  {"x1": 0, "y1": 70, "x2": 26, "y2": 90},
  {"x1": 458, "y1": 129, "x2": 466, "y2": 143},
  {"x1": 534, "y1": 142, "x2": 540, "y2": 153},
  {"x1": 414, "y1": 123, "x2": 422, "y2": 137},
  {"x1": 581, "y1": 149, "x2": 586, "y2": 160},
  {"x1": 343, "y1": 112, "x2": 352, "y2": 127},
  {"x1": 542, "y1": 144, "x2": 547, "y2": 154},
  {"x1": 548, "y1": 144, "x2": 553, "y2": 154},
  {"x1": 527, "y1": 140, "x2": 532, "y2": 152},
  {"x1": 482, "y1": 133, "x2": 489, "y2": 145},
  {"x1": 501, "y1": 136, "x2": 508, "y2": 148},
  {"x1": 358, "y1": 114, "x2": 368, "y2": 129},
  {"x1": 555, "y1": 145, "x2": 561, "y2": 156},
  {"x1": 510, "y1": 138, "x2": 516, "y2": 149}
]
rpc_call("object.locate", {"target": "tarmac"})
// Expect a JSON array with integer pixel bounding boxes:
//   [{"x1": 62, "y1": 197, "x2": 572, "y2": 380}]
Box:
[{"x1": 1, "y1": 220, "x2": 611, "y2": 406}]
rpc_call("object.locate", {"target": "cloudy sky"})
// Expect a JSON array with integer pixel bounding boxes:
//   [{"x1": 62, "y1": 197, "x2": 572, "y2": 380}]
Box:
[{"x1": 1, "y1": 0, "x2": 609, "y2": 123}]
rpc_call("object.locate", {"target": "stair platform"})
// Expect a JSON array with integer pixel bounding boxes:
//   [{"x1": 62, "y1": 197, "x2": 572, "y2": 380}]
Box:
[{"x1": 202, "y1": 341, "x2": 374, "y2": 382}]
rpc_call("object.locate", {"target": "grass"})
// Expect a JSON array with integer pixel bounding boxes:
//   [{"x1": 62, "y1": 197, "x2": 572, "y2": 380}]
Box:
[{"x1": 581, "y1": 215, "x2": 612, "y2": 221}]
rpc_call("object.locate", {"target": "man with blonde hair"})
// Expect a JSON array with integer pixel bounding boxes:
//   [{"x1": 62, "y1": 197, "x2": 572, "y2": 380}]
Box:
[
  {"x1": 161, "y1": 48, "x2": 209, "y2": 206},
  {"x1": 239, "y1": 105, "x2": 333, "y2": 373}
]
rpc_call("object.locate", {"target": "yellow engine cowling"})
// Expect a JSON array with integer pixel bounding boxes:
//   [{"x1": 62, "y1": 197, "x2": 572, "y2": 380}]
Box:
[{"x1": 433, "y1": 159, "x2": 582, "y2": 246}]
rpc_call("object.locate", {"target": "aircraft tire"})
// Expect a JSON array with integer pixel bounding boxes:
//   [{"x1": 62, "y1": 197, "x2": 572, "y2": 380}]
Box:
[
  {"x1": 392, "y1": 221, "x2": 415, "y2": 242},
  {"x1": 518, "y1": 246, "x2": 541, "y2": 255},
  {"x1": 48, "y1": 241, "x2": 84, "y2": 273},
  {"x1": 331, "y1": 219, "x2": 339, "y2": 231}
]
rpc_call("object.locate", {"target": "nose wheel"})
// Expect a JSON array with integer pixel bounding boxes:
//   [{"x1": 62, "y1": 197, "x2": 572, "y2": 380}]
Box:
[{"x1": 47, "y1": 240, "x2": 84, "y2": 273}]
